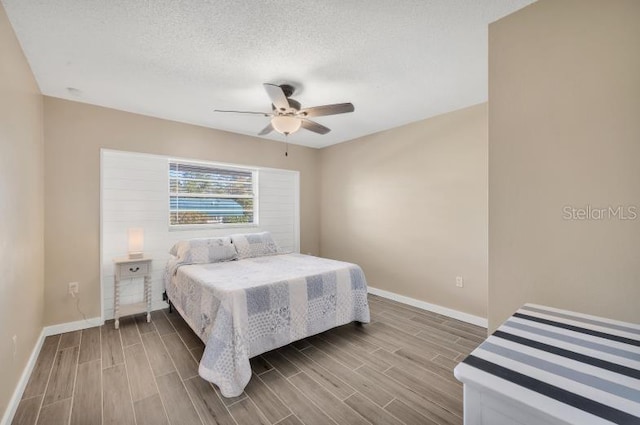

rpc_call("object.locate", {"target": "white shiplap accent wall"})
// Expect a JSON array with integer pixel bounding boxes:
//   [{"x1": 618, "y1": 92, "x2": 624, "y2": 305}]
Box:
[{"x1": 100, "y1": 149, "x2": 300, "y2": 320}]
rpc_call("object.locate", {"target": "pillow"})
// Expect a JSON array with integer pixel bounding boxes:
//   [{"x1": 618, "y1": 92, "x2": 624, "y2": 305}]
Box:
[
  {"x1": 230, "y1": 232, "x2": 280, "y2": 259},
  {"x1": 169, "y1": 236, "x2": 237, "y2": 264}
]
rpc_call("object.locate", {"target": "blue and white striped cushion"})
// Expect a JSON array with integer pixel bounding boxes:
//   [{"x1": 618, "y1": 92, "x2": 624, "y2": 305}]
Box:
[{"x1": 457, "y1": 304, "x2": 640, "y2": 424}]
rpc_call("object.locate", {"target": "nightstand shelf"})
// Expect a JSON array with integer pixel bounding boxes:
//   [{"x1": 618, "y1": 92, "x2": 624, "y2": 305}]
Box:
[{"x1": 113, "y1": 256, "x2": 152, "y2": 329}]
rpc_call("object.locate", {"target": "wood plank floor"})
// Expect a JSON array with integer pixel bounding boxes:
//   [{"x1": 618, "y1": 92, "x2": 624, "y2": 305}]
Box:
[{"x1": 12, "y1": 295, "x2": 485, "y2": 425}]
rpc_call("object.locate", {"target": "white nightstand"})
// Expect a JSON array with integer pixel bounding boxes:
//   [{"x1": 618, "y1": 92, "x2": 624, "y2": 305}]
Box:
[{"x1": 113, "y1": 256, "x2": 152, "y2": 329}]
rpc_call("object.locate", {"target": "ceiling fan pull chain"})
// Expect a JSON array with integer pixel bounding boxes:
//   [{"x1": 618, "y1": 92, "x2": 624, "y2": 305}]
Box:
[{"x1": 285, "y1": 134, "x2": 289, "y2": 157}]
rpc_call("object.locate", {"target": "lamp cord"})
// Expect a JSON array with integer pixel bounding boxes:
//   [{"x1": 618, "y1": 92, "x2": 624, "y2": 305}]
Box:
[
  {"x1": 76, "y1": 296, "x2": 87, "y2": 321},
  {"x1": 71, "y1": 292, "x2": 88, "y2": 321}
]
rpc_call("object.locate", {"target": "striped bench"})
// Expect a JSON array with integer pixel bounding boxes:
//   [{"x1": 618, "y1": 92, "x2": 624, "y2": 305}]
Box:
[{"x1": 454, "y1": 304, "x2": 640, "y2": 425}]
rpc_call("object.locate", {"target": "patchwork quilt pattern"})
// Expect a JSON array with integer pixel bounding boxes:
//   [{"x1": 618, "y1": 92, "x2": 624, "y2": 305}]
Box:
[{"x1": 164, "y1": 253, "x2": 370, "y2": 397}]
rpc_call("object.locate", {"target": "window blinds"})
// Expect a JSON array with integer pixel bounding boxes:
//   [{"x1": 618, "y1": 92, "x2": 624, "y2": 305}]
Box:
[{"x1": 169, "y1": 161, "x2": 256, "y2": 226}]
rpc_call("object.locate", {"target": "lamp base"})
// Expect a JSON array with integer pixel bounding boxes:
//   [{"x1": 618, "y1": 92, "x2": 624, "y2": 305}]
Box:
[{"x1": 128, "y1": 252, "x2": 144, "y2": 260}]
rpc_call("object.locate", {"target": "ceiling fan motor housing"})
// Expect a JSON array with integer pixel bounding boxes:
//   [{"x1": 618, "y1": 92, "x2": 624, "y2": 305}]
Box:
[
  {"x1": 279, "y1": 84, "x2": 296, "y2": 98},
  {"x1": 280, "y1": 98, "x2": 300, "y2": 112}
]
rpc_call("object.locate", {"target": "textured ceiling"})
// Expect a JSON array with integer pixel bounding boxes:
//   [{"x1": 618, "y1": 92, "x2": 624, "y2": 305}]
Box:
[{"x1": 2, "y1": 0, "x2": 534, "y2": 148}]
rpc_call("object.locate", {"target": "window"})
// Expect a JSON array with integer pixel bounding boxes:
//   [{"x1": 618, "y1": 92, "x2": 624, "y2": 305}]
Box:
[{"x1": 169, "y1": 160, "x2": 257, "y2": 226}]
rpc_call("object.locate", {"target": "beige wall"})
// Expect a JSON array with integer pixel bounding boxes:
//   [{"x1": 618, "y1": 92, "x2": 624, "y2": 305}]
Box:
[
  {"x1": 320, "y1": 104, "x2": 488, "y2": 319},
  {"x1": 488, "y1": 0, "x2": 640, "y2": 330},
  {"x1": 43, "y1": 98, "x2": 321, "y2": 325},
  {"x1": 0, "y1": 3, "x2": 44, "y2": 419}
]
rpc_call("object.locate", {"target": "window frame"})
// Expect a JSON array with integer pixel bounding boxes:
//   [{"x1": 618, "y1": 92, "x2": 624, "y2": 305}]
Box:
[{"x1": 168, "y1": 159, "x2": 259, "y2": 230}]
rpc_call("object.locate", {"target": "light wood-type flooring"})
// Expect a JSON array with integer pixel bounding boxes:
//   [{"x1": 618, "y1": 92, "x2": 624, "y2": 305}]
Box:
[{"x1": 11, "y1": 294, "x2": 486, "y2": 425}]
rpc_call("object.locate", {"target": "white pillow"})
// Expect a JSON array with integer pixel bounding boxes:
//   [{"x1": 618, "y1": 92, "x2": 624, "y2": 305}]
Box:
[
  {"x1": 169, "y1": 237, "x2": 237, "y2": 264},
  {"x1": 230, "y1": 232, "x2": 280, "y2": 259}
]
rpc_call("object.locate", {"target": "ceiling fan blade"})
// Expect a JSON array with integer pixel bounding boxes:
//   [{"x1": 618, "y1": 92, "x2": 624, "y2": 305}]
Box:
[
  {"x1": 258, "y1": 123, "x2": 274, "y2": 136},
  {"x1": 263, "y1": 84, "x2": 291, "y2": 111},
  {"x1": 214, "y1": 109, "x2": 271, "y2": 116},
  {"x1": 298, "y1": 103, "x2": 354, "y2": 117},
  {"x1": 301, "y1": 119, "x2": 331, "y2": 135}
]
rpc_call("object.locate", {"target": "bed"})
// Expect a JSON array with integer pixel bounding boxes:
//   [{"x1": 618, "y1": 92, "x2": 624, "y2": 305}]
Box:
[{"x1": 164, "y1": 232, "x2": 370, "y2": 397}]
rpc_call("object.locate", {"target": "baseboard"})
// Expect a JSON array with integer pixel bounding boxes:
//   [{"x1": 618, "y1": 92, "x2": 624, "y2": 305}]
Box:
[
  {"x1": 153, "y1": 300, "x2": 170, "y2": 311},
  {"x1": 367, "y1": 286, "x2": 488, "y2": 328},
  {"x1": 1, "y1": 329, "x2": 45, "y2": 425},
  {"x1": 102, "y1": 300, "x2": 169, "y2": 321},
  {"x1": 43, "y1": 316, "x2": 103, "y2": 336}
]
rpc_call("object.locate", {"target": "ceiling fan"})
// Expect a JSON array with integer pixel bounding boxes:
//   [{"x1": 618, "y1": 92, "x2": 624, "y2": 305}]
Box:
[{"x1": 215, "y1": 83, "x2": 355, "y2": 136}]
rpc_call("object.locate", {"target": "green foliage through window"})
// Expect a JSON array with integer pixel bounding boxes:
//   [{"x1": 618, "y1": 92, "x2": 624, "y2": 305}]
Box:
[{"x1": 169, "y1": 161, "x2": 256, "y2": 226}]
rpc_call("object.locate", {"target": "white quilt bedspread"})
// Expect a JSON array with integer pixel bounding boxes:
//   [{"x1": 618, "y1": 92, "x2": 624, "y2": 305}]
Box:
[{"x1": 164, "y1": 253, "x2": 370, "y2": 397}]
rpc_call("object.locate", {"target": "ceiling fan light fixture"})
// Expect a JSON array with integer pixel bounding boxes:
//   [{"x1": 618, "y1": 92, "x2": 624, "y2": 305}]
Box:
[{"x1": 271, "y1": 115, "x2": 301, "y2": 135}]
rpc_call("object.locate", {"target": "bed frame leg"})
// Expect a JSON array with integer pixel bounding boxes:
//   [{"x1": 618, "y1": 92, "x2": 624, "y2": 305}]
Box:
[
  {"x1": 354, "y1": 321, "x2": 364, "y2": 327},
  {"x1": 163, "y1": 291, "x2": 172, "y2": 313}
]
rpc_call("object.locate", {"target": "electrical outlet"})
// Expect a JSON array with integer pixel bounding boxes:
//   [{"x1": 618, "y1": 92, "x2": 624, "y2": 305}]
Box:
[
  {"x1": 68, "y1": 281, "x2": 79, "y2": 297},
  {"x1": 12, "y1": 335, "x2": 17, "y2": 359},
  {"x1": 456, "y1": 276, "x2": 464, "y2": 288}
]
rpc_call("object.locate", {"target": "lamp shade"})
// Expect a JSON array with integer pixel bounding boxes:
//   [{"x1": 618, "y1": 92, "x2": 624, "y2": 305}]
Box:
[
  {"x1": 271, "y1": 116, "x2": 302, "y2": 135},
  {"x1": 128, "y1": 228, "x2": 144, "y2": 259}
]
